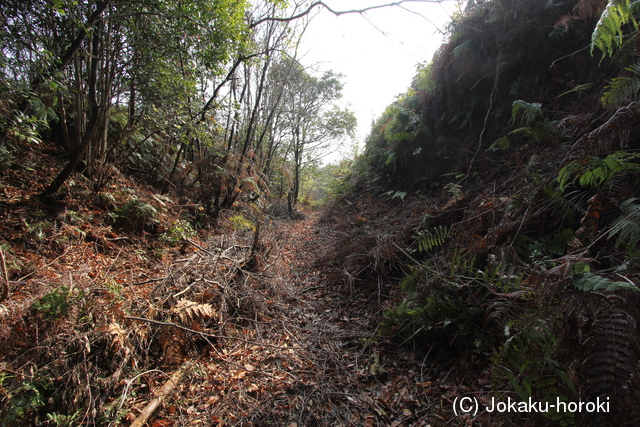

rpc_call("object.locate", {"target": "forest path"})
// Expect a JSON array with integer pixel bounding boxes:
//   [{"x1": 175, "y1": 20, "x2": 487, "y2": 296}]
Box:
[{"x1": 152, "y1": 211, "x2": 450, "y2": 426}]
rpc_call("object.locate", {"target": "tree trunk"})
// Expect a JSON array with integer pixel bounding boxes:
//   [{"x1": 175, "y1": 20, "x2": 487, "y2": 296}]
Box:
[
  {"x1": 42, "y1": 15, "x2": 105, "y2": 196},
  {"x1": 0, "y1": 0, "x2": 111, "y2": 146},
  {"x1": 292, "y1": 127, "x2": 301, "y2": 206}
]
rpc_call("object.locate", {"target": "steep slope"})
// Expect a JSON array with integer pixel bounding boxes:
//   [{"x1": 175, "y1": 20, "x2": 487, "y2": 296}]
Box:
[
  {"x1": 363, "y1": 0, "x2": 625, "y2": 190},
  {"x1": 323, "y1": 0, "x2": 640, "y2": 425}
]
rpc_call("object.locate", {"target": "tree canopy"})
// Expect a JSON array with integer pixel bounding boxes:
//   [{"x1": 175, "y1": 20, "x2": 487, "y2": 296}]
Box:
[{"x1": 0, "y1": 0, "x2": 355, "y2": 210}]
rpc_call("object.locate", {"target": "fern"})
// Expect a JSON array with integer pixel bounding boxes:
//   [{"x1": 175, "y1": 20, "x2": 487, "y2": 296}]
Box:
[
  {"x1": 172, "y1": 299, "x2": 217, "y2": 324},
  {"x1": 492, "y1": 314, "x2": 575, "y2": 425},
  {"x1": 489, "y1": 135, "x2": 512, "y2": 151},
  {"x1": 383, "y1": 190, "x2": 407, "y2": 201},
  {"x1": 510, "y1": 100, "x2": 543, "y2": 126},
  {"x1": 601, "y1": 62, "x2": 640, "y2": 108},
  {"x1": 608, "y1": 197, "x2": 640, "y2": 248},
  {"x1": 557, "y1": 151, "x2": 640, "y2": 191},
  {"x1": 571, "y1": 272, "x2": 638, "y2": 292},
  {"x1": 445, "y1": 182, "x2": 463, "y2": 199},
  {"x1": 417, "y1": 225, "x2": 453, "y2": 252},
  {"x1": 229, "y1": 214, "x2": 255, "y2": 231},
  {"x1": 557, "y1": 83, "x2": 595, "y2": 98},
  {"x1": 591, "y1": 0, "x2": 639, "y2": 58},
  {"x1": 490, "y1": 101, "x2": 555, "y2": 150},
  {"x1": 581, "y1": 308, "x2": 639, "y2": 400},
  {"x1": 450, "y1": 249, "x2": 476, "y2": 275}
]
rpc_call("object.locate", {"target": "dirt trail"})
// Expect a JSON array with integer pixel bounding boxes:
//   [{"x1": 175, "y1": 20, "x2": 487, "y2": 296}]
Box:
[
  {"x1": 0, "y1": 201, "x2": 471, "y2": 426},
  {"x1": 143, "y1": 211, "x2": 455, "y2": 426}
]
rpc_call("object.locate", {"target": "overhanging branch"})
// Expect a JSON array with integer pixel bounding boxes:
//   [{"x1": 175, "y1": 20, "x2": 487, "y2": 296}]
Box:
[{"x1": 249, "y1": 0, "x2": 447, "y2": 28}]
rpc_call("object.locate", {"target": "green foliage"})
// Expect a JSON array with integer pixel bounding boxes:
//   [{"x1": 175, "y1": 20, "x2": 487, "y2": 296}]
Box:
[
  {"x1": 0, "y1": 145, "x2": 14, "y2": 171},
  {"x1": 45, "y1": 411, "x2": 82, "y2": 427},
  {"x1": 381, "y1": 247, "x2": 496, "y2": 353},
  {"x1": 558, "y1": 83, "x2": 596, "y2": 99},
  {"x1": 381, "y1": 295, "x2": 465, "y2": 340},
  {"x1": 318, "y1": 158, "x2": 359, "y2": 202},
  {"x1": 31, "y1": 286, "x2": 72, "y2": 320},
  {"x1": 159, "y1": 219, "x2": 196, "y2": 244},
  {"x1": 412, "y1": 62, "x2": 435, "y2": 93},
  {"x1": 382, "y1": 190, "x2": 407, "y2": 201},
  {"x1": 2, "y1": 111, "x2": 48, "y2": 146},
  {"x1": 444, "y1": 182, "x2": 463, "y2": 199},
  {"x1": 608, "y1": 197, "x2": 640, "y2": 248},
  {"x1": 229, "y1": 214, "x2": 255, "y2": 231},
  {"x1": 601, "y1": 62, "x2": 640, "y2": 107},
  {"x1": 510, "y1": 100, "x2": 543, "y2": 126},
  {"x1": 490, "y1": 135, "x2": 514, "y2": 152},
  {"x1": 114, "y1": 197, "x2": 159, "y2": 229},
  {"x1": 490, "y1": 100, "x2": 556, "y2": 151},
  {"x1": 528, "y1": 228, "x2": 576, "y2": 259},
  {"x1": 417, "y1": 225, "x2": 453, "y2": 252},
  {"x1": 591, "y1": 0, "x2": 639, "y2": 58},
  {"x1": 557, "y1": 151, "x2": 640, "y2": 191},
  {"x1": 492, "y1": 314, "x2": 575, "y2": 425},
  {"x1": 0, "y1": 370, "x2": 52, "y2": 425},
  {"x1": 382, "y1": 102, "x2": 423, "y2": 146},
  {"x1": 571, "y1": 271, "x2": 638, "y2": 292},
  {"x1": 382, "y1": 267, "x2": 487, "y2": 351}
]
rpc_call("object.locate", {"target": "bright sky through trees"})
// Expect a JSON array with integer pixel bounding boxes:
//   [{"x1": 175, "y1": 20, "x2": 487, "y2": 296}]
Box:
[{"x1": 297, "y1": 0, "x2": 463, "y2": 161}]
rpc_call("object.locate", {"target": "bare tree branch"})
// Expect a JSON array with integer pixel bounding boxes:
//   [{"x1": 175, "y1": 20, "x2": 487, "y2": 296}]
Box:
[{"x1": 249, "y1": 0, "x2": 448, "y2": 28}]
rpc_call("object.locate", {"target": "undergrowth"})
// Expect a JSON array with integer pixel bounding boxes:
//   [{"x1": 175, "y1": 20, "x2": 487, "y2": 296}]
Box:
[{"x1": 326, "y1": 2, "x2": 640, "y2": 425}]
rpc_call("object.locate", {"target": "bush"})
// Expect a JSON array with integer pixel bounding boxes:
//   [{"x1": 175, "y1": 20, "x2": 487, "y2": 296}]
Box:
[
  {"x1": 113, "y1": 197, "x2": 159, "y2": 230},
  {"x1": 159, "y1": 219, "x2": 196, "y2": 244}
]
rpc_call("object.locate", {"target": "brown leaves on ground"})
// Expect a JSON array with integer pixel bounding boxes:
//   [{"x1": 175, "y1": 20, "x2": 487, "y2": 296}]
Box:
[{"x1": 0, "y1": 143, "x2": 513, "y2": 426}]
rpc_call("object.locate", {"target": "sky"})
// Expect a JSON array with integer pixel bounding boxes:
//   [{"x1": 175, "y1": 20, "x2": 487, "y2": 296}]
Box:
[{"x1": 296, "y1": 0, "x2": 463, "y2": 162}]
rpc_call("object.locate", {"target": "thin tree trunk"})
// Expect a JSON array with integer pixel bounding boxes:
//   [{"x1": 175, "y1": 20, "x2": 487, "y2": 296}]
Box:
[
  {"x1": 74, "y1": 53, "x2": 85, "y2": 154},
  {"x1": 42, "y1": 15, "x2": 105, "y2": 196},
  {"x1": 2, "y1": 0, "x2": 111, "y2": 125},
  {"x1": 167, "y1": 140, "x2": 184, "y2": 180}
]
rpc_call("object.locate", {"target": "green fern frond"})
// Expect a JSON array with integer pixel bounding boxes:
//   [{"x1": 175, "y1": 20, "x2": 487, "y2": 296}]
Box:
[
  {"x1": 558, "y1": 83, "x2": 595, "y2": 98},
  {"x1": 591, "y1": 0, "x2": 638, "y2": 58},
  {"x1": 546, "y1": 228, "x2": 576, "y2": 255},
  {"x1": 626, "y1": 60, "x2": 640, "y2": 75},
  {"x1": 601, "y1": 63, "x2": 640, "y2": 108},
  {"x1": 421, "y1": 296, "x2": 459, "y2": 321},
  {"x1": 450, "y1": 249, "x2": 476, "y2": 275},
  {"x1": 557, "y1": 151, "x2": 640, "y2": 191},
  {"x1": 602, "y1": 76, "x2": 640, "y2": 107},
  {"x1": 571, "y1": 272, "x2": 638, "y2": 292},
  {"x1": 608, "y1": 197, "x2": 640, "y2": 248},
  {"x1": 489, "y1": 135, "x2": 511, "y2": 152},
  {"x1": 510, "y1": 100, "x2": 543, "y2": 126},
  {"x1": 417, "y1": 225, "x2": 453, "y2": 252}
]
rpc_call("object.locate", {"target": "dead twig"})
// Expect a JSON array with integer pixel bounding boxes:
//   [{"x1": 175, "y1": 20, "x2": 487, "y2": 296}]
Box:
[
  {"x1": 126, "y1": 276, "x2": 167, "y2": 287},
  {"x1": 181, "y1": 238, "x2": 215, "y2": 256}
]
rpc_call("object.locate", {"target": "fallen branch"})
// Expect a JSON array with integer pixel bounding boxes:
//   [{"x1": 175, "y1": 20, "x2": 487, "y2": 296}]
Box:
[
  {"x1": 181, "y1": 238, "x2": 215, "y2": 256},
  {"x1": 125, "y1": 315, "x2": 303, "y2": 350},
  {"x1": 0, "y1": 248, "x2": 8, "y2": 302},
  {"x1": 126, "y1": 276, "x2": 167, "y2": 287},
  {"x1": 129, "y1": 362, "x2": 190, "y2": 427}
]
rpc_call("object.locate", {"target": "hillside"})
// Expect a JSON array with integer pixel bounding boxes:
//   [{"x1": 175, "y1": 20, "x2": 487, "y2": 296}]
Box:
[
  {"x1": 323, "y1": 0, "x2": 640, "y2": 425},
  {"x1": 2, "y1": 0, "x2": 640, "y2": 426}
]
